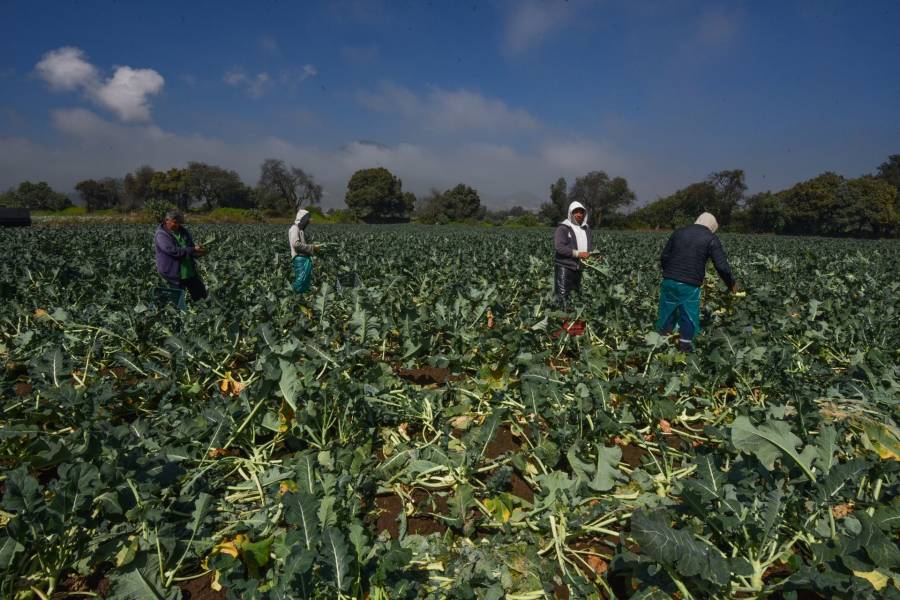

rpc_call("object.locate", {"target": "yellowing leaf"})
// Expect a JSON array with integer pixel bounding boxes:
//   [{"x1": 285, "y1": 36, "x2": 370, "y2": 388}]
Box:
[
  {"x1": 853, "y1": 569, "x2": 890, "y2": 591},
  {"x1": 219, "y1": 371, "x2": 245, "y2": 396},
  {"x1": 484, "y1": 494, "x2": 514, "y2": 523},
  {"x1": 862, "y1": 422, "x2": 900, "y2": 461},
  {"x1": 213, "y1": 535, "x2": 244, "y2": 559}
]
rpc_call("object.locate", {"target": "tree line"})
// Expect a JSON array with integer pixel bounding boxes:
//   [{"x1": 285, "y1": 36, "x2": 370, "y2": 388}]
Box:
[{"x1": 1, "y1": 154, "x2": 897, "y2": 237}]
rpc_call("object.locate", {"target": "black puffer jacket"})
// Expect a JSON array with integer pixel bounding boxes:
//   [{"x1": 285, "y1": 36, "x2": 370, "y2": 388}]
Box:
[{"x1": 660, "y1": 224, "x2": 735, "y2": 288}]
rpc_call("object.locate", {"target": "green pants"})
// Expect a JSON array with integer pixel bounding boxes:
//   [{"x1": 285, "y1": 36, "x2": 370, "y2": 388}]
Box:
[
  {"x1": 656, "y1": 278, "x2": 701, "y2": 341},
  {"x1": 291, "y1": 255, "x2": 313, "y2": 293}
]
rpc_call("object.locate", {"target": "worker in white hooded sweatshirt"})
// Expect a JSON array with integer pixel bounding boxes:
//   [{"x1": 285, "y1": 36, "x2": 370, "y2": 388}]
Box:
[
  {"x1": 553, "y1": 201, "x2": 593, "y2": 305},
  {"x1": 288, "y1": 209, "x2": 320, "y2": 293}
]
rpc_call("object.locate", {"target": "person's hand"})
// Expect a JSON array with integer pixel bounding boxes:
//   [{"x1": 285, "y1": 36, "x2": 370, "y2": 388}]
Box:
[
  {"x1": 577, "y1": 251, "x2": 590, "y2": 259},
  {"x1": 193, "y1": 245, "x2": 206, "y2": 256},
  {"x1": 730, "y1": 281, "x2": 742, "y2": 294}
]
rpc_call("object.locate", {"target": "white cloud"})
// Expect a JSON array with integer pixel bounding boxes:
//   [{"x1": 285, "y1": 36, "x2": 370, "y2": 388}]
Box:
[
  {"x1": 35, "y1": 47, "x2": 99, "y2": 90},
  {"x1": 0, "y1": 109, "x2": 640, "y2": 209},
  {"x1": 91, "y1": 66, "x2": 164, "y2": 121},
  {"x1": 34, "y1": 47, "x2": 164, "y2": 122},
  {"x1": 358, "y1": 82, "x2": 539, "y2": 133},
  {"x1": 225, "y1": 65, "x2": 316, "y2": 98},
  {"x1": 503, "y1": 0, "x2": 577, "y2": 55},
  {"x1": 541, "y1": 140, "x2": 628, "y2": 175}
]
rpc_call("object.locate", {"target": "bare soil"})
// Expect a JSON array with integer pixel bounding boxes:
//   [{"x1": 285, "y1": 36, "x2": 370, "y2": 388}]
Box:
[
  {"x1": 179, "y1": 571, "x2": 227, "y2": 600},
  {"x1": 395, "y1": 366, "x2": 462, "y2": 386},
  {"x1": 374, "y1": 490, "x2": 450, "y2": 538}
]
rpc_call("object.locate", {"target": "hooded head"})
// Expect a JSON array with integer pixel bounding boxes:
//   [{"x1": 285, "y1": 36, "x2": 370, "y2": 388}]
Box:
[
  {"x1": 294, "y1": 209, "x2": 310, "y2": 229},
  {"x1": 695, "y1": 212, "x2": 719, "y2": 233},
  {"x1": 565, "y1": 201, "x2": 588, "y2": 228}
]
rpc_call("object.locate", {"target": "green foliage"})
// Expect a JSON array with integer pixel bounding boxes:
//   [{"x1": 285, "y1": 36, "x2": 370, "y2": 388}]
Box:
[
  {"x1": 256, "y1": 158, "x2": 322, "y2": 215},
  {"x1": 0, "y1": 180, "x2": 72, "y2": 211},
  {"x1": 440, "y1": 183, "x2": 483, "y2": 221},
  {"x1": 875, "y1": 154, "x2": 900, "y2": 190},
  {"x1": 185, "y1": 161, "x2": 252, "y2": 210},
  {"x1": 633, "y1": 170, "x2": 745, "y2": 229},
  {"x1": 149, "y1": 168, "x2": 190, "y2": 211},
  {"x1": 413, "y1": 184, "x2": 483, "y2": 224},
  {"x1": 568, "y1": 171, "x2": 636, "y2": 225},
  {"x1": 76, "y1": 177, "x2": 122, "y2": 212},
  {"x1": 143, "y1": 197, "x2": 176, "y2": 222},
  {"x1": 538, "y1": 177, "x2": 568, "y2": 225},
  {"x1": 344, "y1": 167, "x2": 412, "y2": 223},
  {"x1": 122, "y1": 165, "x2": 156, "y2": 211},
  {"x1": 1, "y1": 226, "x2": 898, "y2": 598}
]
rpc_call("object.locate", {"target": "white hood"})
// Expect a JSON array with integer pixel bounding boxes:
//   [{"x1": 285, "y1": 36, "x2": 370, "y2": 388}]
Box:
[
  {"x1": 294, "y1": 209, "x2": 310, "y2": 229},
  {"x1": 695, "y1": 212, "x2": 718, "y2": 233},
  {"x1": 562, "y1": 201, "x2": 588, "y2": 229}
]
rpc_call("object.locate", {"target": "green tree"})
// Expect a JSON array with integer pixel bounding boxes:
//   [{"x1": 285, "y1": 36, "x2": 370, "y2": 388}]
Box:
[
  {"x1": 149, "y1": 168, "x2": 190, "y2": 211},
  {"x1": 707, "y1": 169, "x2": 746, "y2": 226},
  {"x1": 833, "y1": 177, "x2": 898, "y2": 238},
  {"x1": 122, "y1": 165, "x2": 156, "y2": 211},
  {"x1": 344, "y1": 167, "x2": 412, "y2": 223},
  {"x1": 414, "y1": 188, "x2": 447, "y2": 224},
  {"x1": 75, "y1": 178, "x2": 121, "y2": 212},
  {"x1": 568, "y1": 171, "x2": 635, "y2": 225},
  {"x1": 735, "y1": 192, "x2": 785, "y2": 233},
  {"x1": 778, "y1": 172, "x2": 844, "y2": 235},
  {"x1": 256, "y1": 159, "x2": 322, "y2": 214},
  {"x1": 440, "y1": 183, "x2": 481, "y2": 221},
  {"x1": 185, "y1": 162, "x2": 251, "y2": 210},
  {"x1": 0, "y1": 181, "x2": 71, "y2": 211},
  {"x1": 538, "y1": 177, "x2": 568, "y2": 225},
  {"x1": 631, "y1": 169, "x2": 743, "y2": 229},
  {"x1": 875, "y1": 154, "x2": 900, "y2": 190}
]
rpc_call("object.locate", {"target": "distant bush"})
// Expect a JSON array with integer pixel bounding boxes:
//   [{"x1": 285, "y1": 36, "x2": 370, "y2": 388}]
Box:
[{"x1": 144, "y1": 198, "x2": 176, "y2": 223}]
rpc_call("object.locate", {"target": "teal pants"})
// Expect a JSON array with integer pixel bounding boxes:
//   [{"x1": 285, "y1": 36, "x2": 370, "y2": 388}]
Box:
[
  {"x1": 656, "y1": 279, "x2": 701, "y2": 342},
  {"x1": 291, "y1": 255, "x2": 313, "y2": 293}
]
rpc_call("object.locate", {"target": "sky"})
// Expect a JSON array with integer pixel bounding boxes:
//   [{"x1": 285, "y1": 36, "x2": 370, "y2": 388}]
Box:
[{"x1": 1, "y1": 0, "x2": 899, "y2": 209}]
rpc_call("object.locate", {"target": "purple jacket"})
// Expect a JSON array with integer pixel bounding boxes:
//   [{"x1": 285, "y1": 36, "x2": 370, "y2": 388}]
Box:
[{"x1": 154, "y1": 224, "x2": 198, "y2": 285}]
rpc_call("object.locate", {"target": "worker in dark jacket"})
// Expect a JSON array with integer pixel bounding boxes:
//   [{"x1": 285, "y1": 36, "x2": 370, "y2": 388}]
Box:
[
  {"x1": 656, "y1": 212, "x2": 738, "y2": 351},
  {"x1": 554, "y1": 201, "x2": 593, "y2": 305},
  {"x1": 154, "y1": 209, "x2": 207, "y2": 307}
]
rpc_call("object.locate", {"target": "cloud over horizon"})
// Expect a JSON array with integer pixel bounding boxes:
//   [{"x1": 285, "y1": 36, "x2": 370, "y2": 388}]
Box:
[
  {"x1": 35, "y1": 47, "x2": 164, "y2": 122},
  {"x1": 358, "y1": 82, "x2": 540, "y2": 133},
  {"x1": 0, "y1": 107, "x2": 638, "y2": 209},
  {"x1": 223, "y1": 64, "x2": 317, "y2": 98}
]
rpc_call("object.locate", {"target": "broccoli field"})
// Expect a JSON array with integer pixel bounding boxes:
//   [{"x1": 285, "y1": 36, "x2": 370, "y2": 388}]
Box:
[{"x1": 1, "y1": 224, "x2": 898, "y2": 599}]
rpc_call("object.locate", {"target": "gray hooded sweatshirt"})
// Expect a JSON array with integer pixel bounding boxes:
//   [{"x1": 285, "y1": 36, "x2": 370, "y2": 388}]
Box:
[{"x1": 554, "y1": 201, "x2": 593, "y2": 270}]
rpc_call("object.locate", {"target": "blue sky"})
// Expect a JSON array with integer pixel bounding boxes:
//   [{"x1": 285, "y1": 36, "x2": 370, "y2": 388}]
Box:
[{"x1": 1, "y1": 0, "x2": 898, "y2": 208}]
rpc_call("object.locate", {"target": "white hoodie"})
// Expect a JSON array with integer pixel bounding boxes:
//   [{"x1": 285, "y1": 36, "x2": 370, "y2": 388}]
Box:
[
  {"x1": 288, "y1": 209, "x2": 313, "y2": 257},
  {"x1": 694, "y1": 212, "x2": 719, "y2": 233},
  {"x1": 561, "y1": 201, "x2": 589, "y2": 254}
]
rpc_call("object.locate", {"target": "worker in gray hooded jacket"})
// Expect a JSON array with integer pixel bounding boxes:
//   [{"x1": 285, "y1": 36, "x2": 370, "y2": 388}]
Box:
[
  {"x1": 554, "y1": 201, "x2": 593, "y2": 303},
  {"x1": 288, "y1": 209, "x2": 320, "y2": 293}
]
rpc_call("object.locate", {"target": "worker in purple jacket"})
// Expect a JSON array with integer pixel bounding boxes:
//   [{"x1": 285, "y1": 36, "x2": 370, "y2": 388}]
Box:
[{"x1": 154, "y1": 209, "x2": 207, "y2": 305}]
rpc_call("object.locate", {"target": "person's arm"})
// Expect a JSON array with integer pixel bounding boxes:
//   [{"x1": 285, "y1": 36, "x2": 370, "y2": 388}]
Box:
[
  {"x1": 293, "y1": 228, "x2": 316, "y2": 256},
  {"x1": 709, "y1": 236, "x2": 736, "y2": 289},
  {"x1": 660, "y1": 234, "x2": 674, "y2": 270},
  {"x1": 155, "y1": 229, "x2": 194, "y2": 259}
]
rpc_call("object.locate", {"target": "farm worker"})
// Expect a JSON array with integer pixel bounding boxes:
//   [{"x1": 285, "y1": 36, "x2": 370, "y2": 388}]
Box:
[
  {"x1": 289, "y1": 208, "x2": 320, "y2": 293},
  {"x1": 554, "y1": 200, "x2": 592, "y2": 305},
  {"x1": 656, "y1": 212, "x2": 739, "y2": 352},
  {"x1": 154, "y1": 209, "x2": 207, "y2": 307}
]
